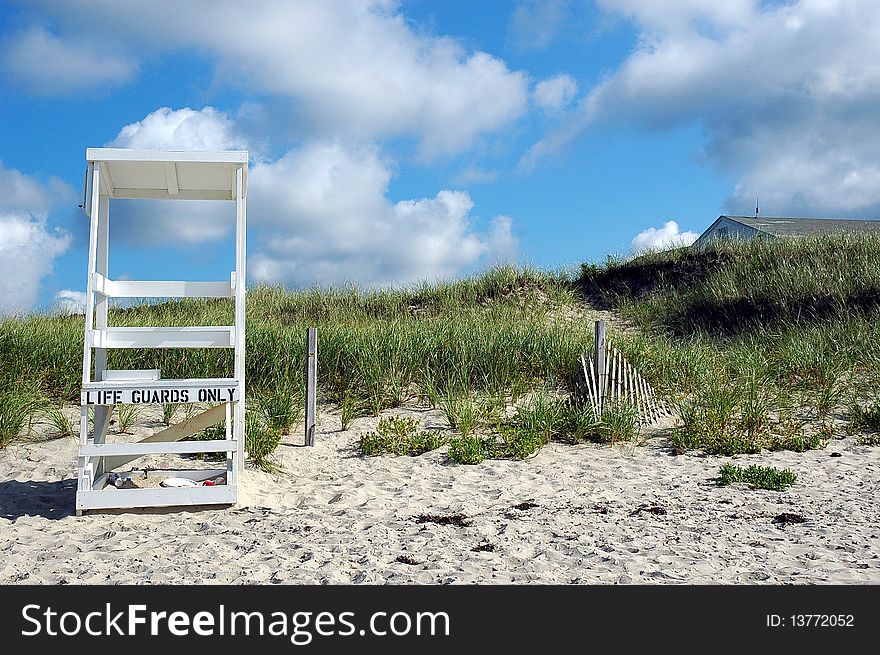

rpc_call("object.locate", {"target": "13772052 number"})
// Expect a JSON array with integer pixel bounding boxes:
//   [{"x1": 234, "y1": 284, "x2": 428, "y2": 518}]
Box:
[{"x1": 790, "y1": 615, "x2": 854, "y2": 627}]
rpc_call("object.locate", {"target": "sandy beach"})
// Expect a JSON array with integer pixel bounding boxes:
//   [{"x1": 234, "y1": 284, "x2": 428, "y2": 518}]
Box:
[{"x1": 0, "y1": 402, "x2": 877, "y2": 585}]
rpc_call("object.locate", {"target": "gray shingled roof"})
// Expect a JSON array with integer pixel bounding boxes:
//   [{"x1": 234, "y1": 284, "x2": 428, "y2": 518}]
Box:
[{"x1": 725, "y1": 215, "x2": 880, "y2": 236}]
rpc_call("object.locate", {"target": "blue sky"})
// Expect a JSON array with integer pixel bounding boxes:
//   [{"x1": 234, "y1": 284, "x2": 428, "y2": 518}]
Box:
[{"x1": 2, "y1": 0, "x2": 879, "y2": 314}]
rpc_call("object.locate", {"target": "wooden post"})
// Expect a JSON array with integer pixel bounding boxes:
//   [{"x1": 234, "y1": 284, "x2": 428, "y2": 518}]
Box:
[
  {"x1": 594, "y1": 320, "x2": 606, "y2": 414},
  {"x1": 305, "y1": 327, "x2": 317, "y2": 446}
]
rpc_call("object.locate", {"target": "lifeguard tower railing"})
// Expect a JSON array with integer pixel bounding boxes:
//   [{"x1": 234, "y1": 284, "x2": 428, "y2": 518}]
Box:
[{"x1": 76, "y1": 149, "x2": 247, "y2": 513}]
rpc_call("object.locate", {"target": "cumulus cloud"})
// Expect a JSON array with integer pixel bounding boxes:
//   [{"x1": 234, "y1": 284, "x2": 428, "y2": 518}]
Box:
[
  {"x1": 0, "y1": 162, "x2": 73, "y2": 314},
  {"x1": 509, "y1": 0, "x2": 571, "y2": 51},
  {"x1": 527, "y1": 0, "x2": 880, "y2": 217},
  {"x1": 452, "y1": 166, "x2": 500, "y2": 185},
  {"x1": 486, "y1": 215, "x2": 519, "y2": 264},
  {"x1": 533, "y1": 74, "x2": 578, "y2": 111},
  {"x1": 54, "y1": 289, "x2": 87, "y2": 315},
  {"x1": 0, "y1": 160, "x2": 74, "y2": 215},
  {"x1": 100, "y1": 107, "x2": 517, "y2": 284},
  {"x1": 1, "y1": 26, "x2": 136, "y2": 95},
  {"x1": 248, "y1": 141, "x2": 517, "y2": 287},
  {"x1": 630, "y1": 220, "x2": 698, "y2": 254},
  {"x1": 0, "y1": 212, "x2": 70, "y2": 315},
  {"x1": 16, "y1": 1, "x2": 528, "y2": 157},
  {"x1": 109, "y1": 106, "x2": 246, "y2": 152},
  {"x1": 105, "y1": 107, "x2": 245, "y2": 244}
]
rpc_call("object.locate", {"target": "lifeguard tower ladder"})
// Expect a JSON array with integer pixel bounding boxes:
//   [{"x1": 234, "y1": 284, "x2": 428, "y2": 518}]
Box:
[{"x1": 75, "y1": 149, "x2": 247, "y2": 513}]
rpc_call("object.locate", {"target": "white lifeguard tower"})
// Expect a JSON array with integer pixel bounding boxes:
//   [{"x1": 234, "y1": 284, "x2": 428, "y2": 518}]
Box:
[{"x1": 75, "y1": 148, "x2": 247, "y2": 513}]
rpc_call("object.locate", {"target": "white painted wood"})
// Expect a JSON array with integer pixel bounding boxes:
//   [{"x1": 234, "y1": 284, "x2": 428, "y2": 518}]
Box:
[
  {"x1": 78, "y1": 148, "x2": 247, "y2": 512},
  {"x1": 82, "y1": 382, "x2": 237, "y2": 406},
  {"x1": 77, "y1": 485, "x2": 237, "y2": 511},
  {"x1": 81, "y1": 165, "x2": 100, "y2": 385},
  {"x1": 94, "y1": 275, "x2": 233, "y2": 298},
  {"x1": 81, "y1": 439, "x2": 236, "y2": 457},
  {"x1": 106, "y1": 188, "x2": 236, "y2": 201},
  {"x1": 79, "y1": 406, "x2": 89, "y2": 446},
  {"x1": 101, "y1": 369, "x2": 161, "y2": 381},
  {"x1": 98, "y1": 161, "x2": 116, "y2": 196},
  {"x1": 164, "y1": 162, "x2": 179, "y2": 195},
  {"x1": 94, "y1": 195, "x2": 110, "y2": 380},
  {"x1": 92, "y1": 326, "x2": 234, "y2": 349},
  {"x1": 87, "y1": 148, "x2": 248, "y2": 163},
  {"x1": 85, "y1": 149, "x2": 248, "y2": 201},
  {"x1": 84, "y1": 376, "x2": 236, "y2": 390},
  {"x1": 234, "y1": 165, "x2": 246, "y2": 465}
]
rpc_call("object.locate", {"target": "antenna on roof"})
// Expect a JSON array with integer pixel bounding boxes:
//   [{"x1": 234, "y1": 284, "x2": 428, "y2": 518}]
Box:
[{"x1": 755, "y1": 198, "x2": 759, "y2": 219}]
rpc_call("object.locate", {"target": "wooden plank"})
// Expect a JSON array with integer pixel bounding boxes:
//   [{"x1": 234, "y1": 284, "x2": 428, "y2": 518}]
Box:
[
  {"x1": 579, "y1": 355, "x2": 597, "y2": 415},
  {"x1": 106, "y1": 187, "x2": 235, "y2": 201},
  {"x1": 98, "y1": 161, "x2": 116, "y2": 196},
  {"x1": 81, "y1": 439, "x2": 236, "y2": 457},
  {"x1": 589, "y1": 357, "x2": 601, "y2": 415},
  {"x1": 95, "y1": 277, "x2": 233, "y2": 298},
  {"x1": 94, "y1": 196, "x2": 109, "y2": 381},
  {"x1": 102, "y1": 369, "x2": 161, "y2": 381},
  {"x1": 82, "y1": 382, "x2": 238, "y2": 406},
  {"x1": 164, "y1": 162, "x2": 179, "y2": 195},
  {"x1": 234, "y1": 165, "x2": 247, "y2": 466},
  {"x1": 614, "y1": 350, "x2": 622, "y2": 403},
  {"x1": 84, "y1": 376, "x2": 236, "y2": 390},
  {"x1": 127, "y1": 402, "x2": 226, "y2": 443},
  {"x1": 92, "y1": 326, "x2": 234, "y2": 349},
  {"x1": 76, "y1": 484, "x2": 237, "y2": 511},
  {"x1": 305, "y1": 327, "x2": 317, "y2": 446},
  {"x1": 81, "y1": 164, "x2": 100, "y2": 385},
  {"x1": 594, "y1": 321, "x2": 606, "y2": 413},
  {"x1": 87, "y1": 148, "x2": 248, "y2": 164}
]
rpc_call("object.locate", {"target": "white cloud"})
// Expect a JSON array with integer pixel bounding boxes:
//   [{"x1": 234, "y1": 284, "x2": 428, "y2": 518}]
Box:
[
  {"x1": 509, "y1": 0, "x2": 571, "y2": 51},
  {"x1": 0, "y1": 159, "x2": 74, "y2": 215},
  {"x1": 100, "y1": 107, "x2": 517, "y2": 284},
  {"x1": 596, "y1": 0, "x2": 755, "y2": 34},
  {"x1": 248, "y1": 141, "x2": 517, "y2": 287},
  {"x1": 0, "y1": 212, "x2": 70, "y2": 315},
  {"x1": 1, "y1": 26, "x2": 136, "y2": 95},
  {"x1": 486, "y1": 215, "x2": 519, "y2": 264},
  {"x1": 106, "y1": 107, "x2": 245, "y2": 244},
  {"x1": 631, "y1": 220, "x2": 698, "y2": 254},
  {"x1": 19, "y1": 1, "x2": 529, "y2": 157},
  {"x1": 453, "y1": 166, "x2": 500, "y2": 185},
  {"x1": 533, "y1": 74, "x2": 578, "y2": 111},
  {"x1": 528, "y1": 0, "x2": 880, "y2": 217},
  {"x1": 0, "y1": 163, "x2": 73, "y2": 314},
  {"x1": 109, "y1": 106, "x2": 246, "y2": 151},
  {"x1": 54, "y1": 289, "x2": 87, "y2": 315}
]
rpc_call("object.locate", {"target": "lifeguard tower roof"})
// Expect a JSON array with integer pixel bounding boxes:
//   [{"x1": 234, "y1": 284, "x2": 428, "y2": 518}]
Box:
[{"x1": 86, "y1": 148, "x2": 248, "y2": 201}]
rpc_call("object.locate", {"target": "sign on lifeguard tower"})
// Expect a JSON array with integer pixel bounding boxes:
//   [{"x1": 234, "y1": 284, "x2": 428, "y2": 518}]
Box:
[{"x1": 75, "y1": 149, "x2": 247, "y2": 513}]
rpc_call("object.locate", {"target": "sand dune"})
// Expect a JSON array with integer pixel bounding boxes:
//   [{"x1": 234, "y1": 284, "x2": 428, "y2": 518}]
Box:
[{"x1": 1, "y1": 402, "x2": 878, "y2": 584}]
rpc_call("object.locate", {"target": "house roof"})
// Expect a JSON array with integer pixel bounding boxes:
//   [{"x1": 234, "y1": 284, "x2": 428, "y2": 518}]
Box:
[{"x1": 722, "y1": 215, "x2": 880, "y2": 237}]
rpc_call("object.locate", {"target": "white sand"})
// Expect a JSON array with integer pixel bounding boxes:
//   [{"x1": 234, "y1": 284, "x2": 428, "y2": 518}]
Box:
[{"x1": 1, "y1": 402, "x2": 878, "y2": 584}]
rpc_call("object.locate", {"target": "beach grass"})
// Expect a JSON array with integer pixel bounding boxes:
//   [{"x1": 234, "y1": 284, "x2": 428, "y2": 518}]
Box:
[
  {"x1": 2, "y1": 235, "x2": 880, "y2": 463},
  {"x1": 580, "y1": 234, "x2": 880, "y2": 455},
  {"x1": 717, "y1": 463, "x2": 798, "y2": 491}
]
